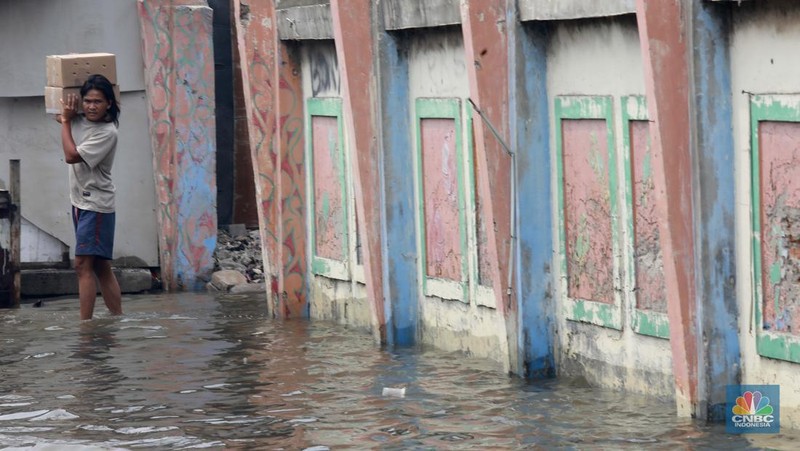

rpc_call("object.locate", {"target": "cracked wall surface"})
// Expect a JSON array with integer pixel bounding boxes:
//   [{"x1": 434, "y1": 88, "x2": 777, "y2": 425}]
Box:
[
  {"x1": 630, "y1": 120, "x2": 667, "y2": 313},
  {"x1": 562, "y1": 119, "x2": 613, "y2": 304},
  {"x1": 759, "y1": 121, "x2": 800, "y2": 334}
]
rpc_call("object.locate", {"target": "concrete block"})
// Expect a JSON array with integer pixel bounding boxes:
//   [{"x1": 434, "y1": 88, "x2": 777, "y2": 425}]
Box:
[
  {"x1": 230, "y1": 282, "x2": 266, "y2": 294},
  {"x1": 226, "y1": 223, "x2": 247, "y2": 238},
  {"x1": 21, "y1": 268, "x2": 153, "y2": 297},
  {"x1": 518, "y1": 0, "x2": 635, "y2": 21},
  {"x1": 115, "y1": 268, "x2": 154, "y2": 293},
  {"x1": 210, "y1": 270, "x2": 247, "y2": 292},
  {"x1": 277, "y1": 4, "x2": 333, "y2": 40},
  {"x1": 382, "y1": 0, "x2": 461, "y2": 31},
  {"x1": 111, "y1": 256, "x2": 149, "y2": 268},
  {"x1": 46, "y1": 53, "x2": 117, "y2": 87}
]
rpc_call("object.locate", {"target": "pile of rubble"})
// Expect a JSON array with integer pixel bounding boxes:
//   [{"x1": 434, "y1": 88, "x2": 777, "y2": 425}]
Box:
[{"x1": 209, "y1": 228, "x2": 266, "y2": 293}]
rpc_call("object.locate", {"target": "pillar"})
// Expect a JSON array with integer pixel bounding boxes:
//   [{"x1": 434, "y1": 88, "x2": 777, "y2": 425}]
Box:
[
  {"x1": 138, "y1": 0, "x2": 218, "y2": 290},
  {"x1": 635, "y1": 0, "x2": 699, "y2": 416},
  {"x1": 330, "y1": 0, "x2": 388, "y2": 342},
  {"x1": 232, "y1": 0, "x2": 307, "y2": 317}
]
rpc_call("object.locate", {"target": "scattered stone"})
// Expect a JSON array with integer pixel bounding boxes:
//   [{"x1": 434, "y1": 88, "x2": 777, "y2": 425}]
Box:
[
  {"x1": 218, "y1": 260, "x2": 248, "y2": 274},
  {"x1": 230, "y1": 282, "x2": 266, "y2": 294},
  {"x1": 227, "y1": 223, "x2": 247, "y2": 238},
  {"x1": 210, "y1": 270, "x2": 248, "y2": 292},
  {"x1": 213, "y1": 228, "x2": 264, "y2": 284}
]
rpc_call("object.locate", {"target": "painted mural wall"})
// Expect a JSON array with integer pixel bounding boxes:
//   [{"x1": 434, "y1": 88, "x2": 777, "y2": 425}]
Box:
[
  {"x1": 731, "y1": 1, "x2": 800, "y2": 428},
  {"x1": 138, "y1": 1, "x2": 218, "y2": 290},
  {"x1": 302, "y1": 41, "x2": 371, "y2": 330},
  {"x1": 407, "y1": 27, "x2": 507, "y2": 367},
  {"x1": 547, "y1": 16, "x2": 673, "y2": 397}
]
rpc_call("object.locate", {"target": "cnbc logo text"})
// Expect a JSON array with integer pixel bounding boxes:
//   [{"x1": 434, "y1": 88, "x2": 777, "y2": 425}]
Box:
[{"x1": 726, "y1": 385, "x2": 780, "y2": 434}]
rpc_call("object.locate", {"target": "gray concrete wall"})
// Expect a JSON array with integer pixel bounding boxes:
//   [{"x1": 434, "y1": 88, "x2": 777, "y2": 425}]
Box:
[
  {"x1": 277, "y1": 0, "x2": 463, "y2": 40},
  {"x1": 383, "y1": 0, "x2": 461, "y2": 31},
  {"x1": 0, "y1": 0, "x2": 159, "y2": 266},
  {"x1": 0, "y1": 0, "x2": 145, "y2": 97},
  {"x1": 519, "y1": 0, "x2": 635, "y2": 21},
  {"x1": 278, "y1": 4, "x2": 334, "y2": 40}
]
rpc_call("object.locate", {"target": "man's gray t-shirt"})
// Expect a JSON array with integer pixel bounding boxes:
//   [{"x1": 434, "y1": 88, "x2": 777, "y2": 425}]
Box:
[{"x1": 68, "y1": 116, "x2": 118, "y2": 213}]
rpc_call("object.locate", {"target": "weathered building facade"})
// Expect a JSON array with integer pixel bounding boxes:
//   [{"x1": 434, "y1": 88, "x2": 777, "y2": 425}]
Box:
[
  {"x1": 2, "y1": 0, "x2": 800, "y2": 430},
  {"x1": 241, "y1": 0, "x2": 800, "y2": 427}
]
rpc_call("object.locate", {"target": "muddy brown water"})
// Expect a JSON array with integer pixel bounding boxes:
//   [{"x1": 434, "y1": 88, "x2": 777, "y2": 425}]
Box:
[{"x1": 0, "y1": 292, "x2": 797, "y2": 450}]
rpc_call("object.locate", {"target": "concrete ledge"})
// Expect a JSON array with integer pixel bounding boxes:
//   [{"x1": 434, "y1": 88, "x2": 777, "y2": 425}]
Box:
[
  {"x1": 277, "y1": 4, "x2": 333, "y2": 40},
  {"x1": 383, "y1": 0, "x2": 461, "y2": 31},
  {"x1": 519, "y1": 0, "x2": 635, "y2": 21},
  {"x1": 21, "y1": 268, "x2": 154, "y2": 298}
]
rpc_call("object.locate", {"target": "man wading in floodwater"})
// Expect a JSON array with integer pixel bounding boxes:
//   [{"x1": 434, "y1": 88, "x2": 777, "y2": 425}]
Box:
[{"x1": 56, "y1": 74, "x2": 123, "y2": 320}]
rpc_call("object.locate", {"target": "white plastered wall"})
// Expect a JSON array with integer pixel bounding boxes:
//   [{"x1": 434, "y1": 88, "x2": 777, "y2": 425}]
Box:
[
  {"x1": 301, "y1": 40, "x2": 371, "y2": 331},
  {"x1": 407, "y1": 27, "x2": 509, "y2": 369},
  {"x1": 547, "y1": 16, "x2": 674, "y2": 397},
  {"x1": 731, "y1": 2, "x2": 800, "y2": 430}
]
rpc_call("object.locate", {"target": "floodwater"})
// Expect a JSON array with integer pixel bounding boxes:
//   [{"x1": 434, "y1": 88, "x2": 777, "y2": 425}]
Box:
[{"x1": 0, "y1": 293, "x2": 797, "y2": 450}]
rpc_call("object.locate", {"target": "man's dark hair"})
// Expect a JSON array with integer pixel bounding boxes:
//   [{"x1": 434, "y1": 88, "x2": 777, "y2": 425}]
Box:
[{"x1": 80, "y1": 74, "x2": 120, "y2": 126}]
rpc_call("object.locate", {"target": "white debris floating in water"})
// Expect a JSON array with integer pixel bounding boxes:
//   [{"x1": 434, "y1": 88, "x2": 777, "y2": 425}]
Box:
[{"x1": 382, "y1": 387, "x2": 406, "y2": 398}]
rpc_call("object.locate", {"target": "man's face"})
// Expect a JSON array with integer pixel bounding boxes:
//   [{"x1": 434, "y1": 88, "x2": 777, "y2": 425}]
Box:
[{"x1": 82, "y1": 89, "x2": 110, "y2": 122}]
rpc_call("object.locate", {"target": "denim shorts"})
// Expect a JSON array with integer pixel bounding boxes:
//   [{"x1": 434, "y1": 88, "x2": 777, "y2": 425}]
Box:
[{"x1": 72, "y1": 206, "x2": 115, "y2": 260}]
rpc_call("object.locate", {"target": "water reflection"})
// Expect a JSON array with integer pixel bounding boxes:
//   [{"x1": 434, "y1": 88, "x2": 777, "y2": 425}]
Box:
[{"x1": 0, "y1": 292, "x2": 796, "y2": 449}]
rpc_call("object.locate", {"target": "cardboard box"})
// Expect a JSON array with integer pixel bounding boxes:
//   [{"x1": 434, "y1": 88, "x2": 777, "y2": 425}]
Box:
[
  {"x1": 46, "y1": 53, "x2": 117, "y2": 88},
  {"x1": 45, "y1": 85, "x2": 121, "y2": 115}
]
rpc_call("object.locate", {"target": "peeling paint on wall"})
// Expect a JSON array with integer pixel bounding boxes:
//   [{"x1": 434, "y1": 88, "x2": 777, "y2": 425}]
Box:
[
  {"x1": 138, "y1": 1, "x2": 218, "y2": 290},
  {"x1": 312, "y1": 116, "x2": 346, "y2": 261},
  {"x1": 422, "y1": 118, "x2": 463, "y2": 281},
  {"x1": 631, "y1": 120, "x2": 667, "y2": 313},
  {"x1": 562, "y1": 119, "x2": 613, "y2": 304},
  {"x1": 759, "y1": 121, "x2": 800, "y2": 334}
]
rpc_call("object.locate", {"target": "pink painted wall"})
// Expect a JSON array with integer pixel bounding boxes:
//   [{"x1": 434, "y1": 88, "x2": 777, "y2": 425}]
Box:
[
  {"x1": 562, "y1": 119, "x2": 613, "y2": 304},
  {"x1": 631, "y1": 120, "x2": 667, "y2": 313},
  {"x1": 759, "y1": 121, "x2": 800, "y2": 334},
  {"x1": 311, "y1": 116, "x2": 346, "y2": 261},
  {"x1": 422, "y1": 118, "x2": 462, "y2": 281}
]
